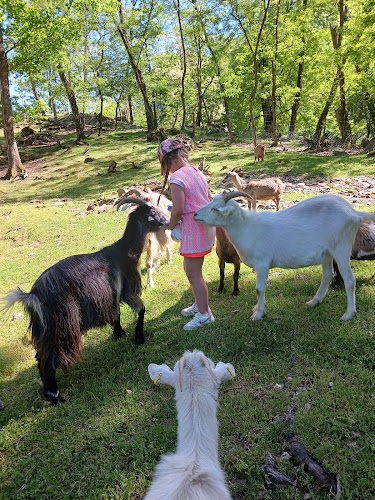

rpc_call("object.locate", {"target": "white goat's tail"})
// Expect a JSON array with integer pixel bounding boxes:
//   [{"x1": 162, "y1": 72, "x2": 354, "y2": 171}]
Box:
[
  {"x1": 1, "y1": 288, "x2": 44, "y2": 325},
  {"x1": 144, "y1": 454, "x2": 231, "y2": 500}
]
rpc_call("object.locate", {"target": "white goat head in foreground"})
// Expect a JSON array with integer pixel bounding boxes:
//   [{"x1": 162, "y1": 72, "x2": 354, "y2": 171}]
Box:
[
  {"x1": 194, "y1": 191, "x2": 375, "y2": 321},
  {"x1": 145, "y1": 350, "x2": 235, "y2": 500}
]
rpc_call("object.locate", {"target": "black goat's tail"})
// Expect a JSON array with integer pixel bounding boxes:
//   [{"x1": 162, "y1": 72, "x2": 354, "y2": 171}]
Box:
[
  {"x1": 2, "y1": 288, "x2": 44, "y2": 325},
  {"x1": 2, "y1": 288, "x2": 81, "y2": 371}
]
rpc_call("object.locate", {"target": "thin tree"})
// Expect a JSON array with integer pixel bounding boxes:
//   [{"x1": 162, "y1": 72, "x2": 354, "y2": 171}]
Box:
[
  {"x1": 334, "y1": 0, "x2": 352, "y2": 146},
  {"x1": 191, "y1": 0, "x2": 234, "y2": 139},
  {"x1": 271, "y1": 0, "x2": 281, "y2": 147},
  {"x1": 116, "y1": 0, "x2": 157, "y2": 133},
  {"x1": 0, "y1": 30, "x2": 25, "y2": 180},
  {"x1": 174, "y1": 0, "x2": 187, "y2": 129},
  {"x1": 288, "y1": 0, "x2": 307, "y2": 138},
  {"x1": 58, "y1": 66, "x2": 86, "y2": 142},
  {"x1": 231, "y1": 0, "x2": 271, "y2": 146},
  {"x1": 313, "y1": 0, "x2": 350, "y2": 148}
]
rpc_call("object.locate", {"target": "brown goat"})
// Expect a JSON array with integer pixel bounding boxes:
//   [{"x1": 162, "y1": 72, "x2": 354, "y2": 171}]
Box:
[
  {"x1": 221, "y1": 170, "x2": 284, "y2": 211},
  {"x1": 215, "y1": 227, "x2": 241, "y2": 297},
  {"x1": 254, "y1": 143, "x2": 265, "y2": 163},
  {"x1": 333, "y1": 221, "x2": 375, "y2": 286}
]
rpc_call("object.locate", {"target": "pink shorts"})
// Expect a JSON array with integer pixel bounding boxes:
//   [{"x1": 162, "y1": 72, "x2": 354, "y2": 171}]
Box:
[{"x1": 180, "y1": 247, "x2": 213, "y2": 258}]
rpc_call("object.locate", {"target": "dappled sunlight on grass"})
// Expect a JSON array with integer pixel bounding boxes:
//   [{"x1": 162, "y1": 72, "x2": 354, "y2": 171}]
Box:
[{"x1": 1, "y1": 131, "x2": 375, "y2": 498}]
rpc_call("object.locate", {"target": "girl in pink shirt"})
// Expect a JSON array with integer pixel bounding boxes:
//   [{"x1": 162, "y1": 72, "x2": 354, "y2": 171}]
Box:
[{"x1": 158, "y1": 138, "x2": 215, "y2": 331}]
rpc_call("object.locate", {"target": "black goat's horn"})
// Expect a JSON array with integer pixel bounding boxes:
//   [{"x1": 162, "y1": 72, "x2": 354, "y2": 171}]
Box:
[
  {"x1": 222, "y1": 190, "x2": 254, "y2": 203},
  {"x1": 116, "y1": 197, "x2": 148, "y2": 211}
]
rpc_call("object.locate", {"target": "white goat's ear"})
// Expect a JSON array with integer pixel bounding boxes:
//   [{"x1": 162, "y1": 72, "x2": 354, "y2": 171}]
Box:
[
  {"x1": 148, "y1": 363, "x2": 177, "y2": 388},
  {"x1": 218, "y1": 206, "x2": 233, "y2": 218},
  {"x1": 214, "y1": 362, "x2": 236, "y2": 383}
]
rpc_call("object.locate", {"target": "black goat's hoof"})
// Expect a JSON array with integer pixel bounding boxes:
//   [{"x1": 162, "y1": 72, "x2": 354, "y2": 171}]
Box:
[
  {"x1": 113, "y1": 328, "x2": 126, "y2": 339},
  {"x1": 232, "y1": 292, "x2": 240, "y2": 298},
  {"x1": 45, "y1": 392, "x2": 65, "y2": 405},
  {"x1": 135, "y1": 336, "x2": 145, "y2": 345}
]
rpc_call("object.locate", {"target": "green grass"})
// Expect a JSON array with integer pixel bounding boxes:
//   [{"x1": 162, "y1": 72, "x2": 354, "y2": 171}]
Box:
[{"x1": 1, "y1": 129, "x2": 375, "y2": 499}]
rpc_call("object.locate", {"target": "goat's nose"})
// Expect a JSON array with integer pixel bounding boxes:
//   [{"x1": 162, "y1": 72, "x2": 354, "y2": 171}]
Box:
[{"x1": 194, "y1": 212, "x2": 197, "y2": 217}]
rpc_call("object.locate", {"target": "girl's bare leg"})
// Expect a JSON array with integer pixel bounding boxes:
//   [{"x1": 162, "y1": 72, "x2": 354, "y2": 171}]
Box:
[{"x1": 183, "y1": 256, "x2": 209, "y2": 315}]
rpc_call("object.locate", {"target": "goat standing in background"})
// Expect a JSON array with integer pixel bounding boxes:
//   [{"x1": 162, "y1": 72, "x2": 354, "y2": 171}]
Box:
[
  {"x1": 121, "y1": 187, "x2": 173, "y2": 288},
  {"x1": 216, "y1": 227, "x2": 241, "y2": 297},
  {"x1": 221, "y1": 169, "x2": 284, "y2": 211},
  {"x1": 333, "y1": 221, "x2": 375, "y2": 287},
  {"x1": 254, "y1": 143, "x2": 265, "y2": 163},
  {"x1": 2, "y1": 198, "x2": 169, "y2": 404},
  {"x1": 146, "y1": 350, "x2": 235, "y2": 500},
  {"x1": 195, "y1": 192, "x2": 375, "y2": 321}
]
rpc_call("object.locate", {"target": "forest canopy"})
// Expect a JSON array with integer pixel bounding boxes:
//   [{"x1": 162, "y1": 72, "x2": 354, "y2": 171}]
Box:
[{"x1": 1, "y1": 0, "x2": 375, "y2": 145}]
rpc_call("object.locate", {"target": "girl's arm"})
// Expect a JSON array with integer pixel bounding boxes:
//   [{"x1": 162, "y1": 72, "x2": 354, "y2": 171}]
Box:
[{"x1": 167, "y1": 183, "x2": 185, "y2": 230}]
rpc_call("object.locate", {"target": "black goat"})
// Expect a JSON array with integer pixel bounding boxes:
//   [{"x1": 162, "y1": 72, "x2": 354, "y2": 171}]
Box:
[
  {"x1": 333, "y1": 221, "x2": 375, "y2": 286},
  {"x1": 2, "y1": 198, "x2": 169, "y2": 404},
  {"x1": 215, "y1": 227, "x2": 241, "y2": 297}
]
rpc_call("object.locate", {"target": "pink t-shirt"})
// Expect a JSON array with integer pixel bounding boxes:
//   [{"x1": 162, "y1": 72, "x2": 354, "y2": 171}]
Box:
[{"x1": 170, "y1": 165, "x2": 216, "y2": 255}]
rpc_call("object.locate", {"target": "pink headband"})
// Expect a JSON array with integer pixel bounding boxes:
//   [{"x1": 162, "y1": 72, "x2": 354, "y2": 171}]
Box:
[{"x1": 157, "y1": 139, "x2": 184, "y2": 163}]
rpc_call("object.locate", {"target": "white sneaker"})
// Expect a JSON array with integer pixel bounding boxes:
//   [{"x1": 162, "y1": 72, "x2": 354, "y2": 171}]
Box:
[
  {"x1": 183, "y1": 311, "x2": 215, "y2": 331},
  {"x1": 181, "y1": 303, "x2": 199, "y2": 317}
]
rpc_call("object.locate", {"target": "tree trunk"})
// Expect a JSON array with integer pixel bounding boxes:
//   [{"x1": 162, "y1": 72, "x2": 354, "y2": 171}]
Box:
[
  {"x1": 117, "y1": 1, "x2": 157, "y2": 133},
  {"x1": 128, "y1": 95, "x2": 134, "y2": 125},
  {"x1": 232, "y1": 0, "x2": 270, "y2": 146},
  {"x1": 335, "y1": 67, "x2": 351, "y2": 145},
  {"x1": 58, "y1": 67, "x2": 86, "y2": 142},
  {"x1": 31, "y1": 79, "x2": 46, "y2": 115},
  {"x1": 115, "y1": 101, "x2": 119, "y2": 130},
  {"x1": 0, "y1": 33, "x2": 25, "y2": 179},
  {"x1": 288, "y1": 0, "x2": 307, "y2": 138},
  {"x1": 51, "y1": 97, "x2": 58, "y2": 123},
  {"x1": 288, "y1": 59, "x2": 304, "y2": 138},
  {"x1": 364, "y1": 92, "x2": 375, "y2": 138},
  {"x1": 314, "y1": 0, "x2": 350, "y2": 148},
  {"x1": 313, "y1": 68, "x2": 339, "y2": 148},
  {"x1": 271, "y1": 0, "x2": 280, "y2": 147},
  {"x1": 175, "y1": 0, "x2": 187, "y2": 129},
  {"x1": 98, "y1": 93, "x2": 103, "y2": 136},
  {"x1": 335, "y1": 0, "x2": 352, "y2": 145},
  {"x1": 191, "y1": 0, "x2": 234, "y2": 139},
  {"x1": 262, "y1": 96, "x2": 273, "y2": 136},
  {"x1": 195, "y1": 38, "x2": 203, "y2": 127}
]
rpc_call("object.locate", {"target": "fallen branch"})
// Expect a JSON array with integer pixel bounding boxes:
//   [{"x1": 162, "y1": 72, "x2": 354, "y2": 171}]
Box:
[{"x1": 287, "y1": 438, "x2": 340, "y2": 498}]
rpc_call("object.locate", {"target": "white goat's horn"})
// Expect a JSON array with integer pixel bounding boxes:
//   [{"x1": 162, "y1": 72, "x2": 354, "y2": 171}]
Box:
[
  {"x1": 178, "y1": 358, "x2": 187, "y2": 392},
  {"x1": 200, "y1": 355, "x2": 215, "y2": 379},
  {"x1": 116, "y1": 197, "x2": 148, "y2": 210},
  {"x1": 222, "y1": 190, "x2": 254, "y2": 203}
]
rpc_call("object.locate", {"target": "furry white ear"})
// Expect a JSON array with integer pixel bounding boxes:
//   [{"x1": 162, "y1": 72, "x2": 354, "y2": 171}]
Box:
[
  {"x1": 214, "y1": 362, "x2": 236, "y2": 383},
  {"x1": 218, "y1": 205, "x2": 234, "y2": 218},
  {"x1": 148, "y1": 363, "x2": 177, "y2": 388}
]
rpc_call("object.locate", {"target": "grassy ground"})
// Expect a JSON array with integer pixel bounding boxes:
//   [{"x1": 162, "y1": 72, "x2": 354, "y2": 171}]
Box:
[{"x1": 1, "y1": 128, "x2": 375, "y2": 499}]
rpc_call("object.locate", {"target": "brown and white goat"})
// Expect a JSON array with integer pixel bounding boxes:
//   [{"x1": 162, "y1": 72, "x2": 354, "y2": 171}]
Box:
[
  {"x1": 333, "y1": 221, "x2": 375, "y2": 286},
  {"x1": 221, "y1": 169, "x2": 284, "y2": 211}
]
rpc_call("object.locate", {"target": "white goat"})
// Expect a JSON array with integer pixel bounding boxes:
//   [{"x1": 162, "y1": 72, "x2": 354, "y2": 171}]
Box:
[
  {"x1": 194, "y1": 191, "x2": 375, "y2": 321},
  {"x1": 120, "y1": 188, "x2": 173, "y2": 288},
  {"x1": 221, "y1": 170, "x2": 284, "y2": 211},
  {"x1": 146, "y1": 350, "x2": 235, "y2": 500}
]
